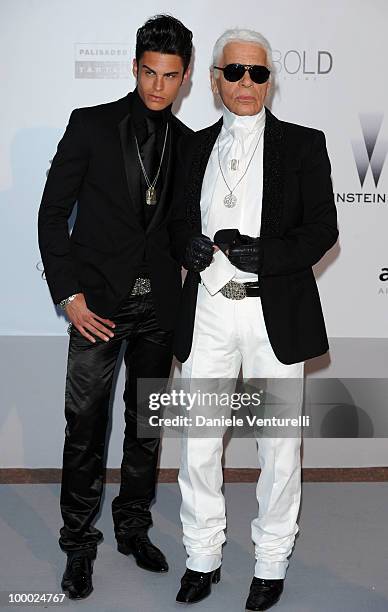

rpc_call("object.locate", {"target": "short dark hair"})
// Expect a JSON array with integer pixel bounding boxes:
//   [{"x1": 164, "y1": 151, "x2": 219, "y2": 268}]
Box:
[{"x1": 136, "y1": 14, "x2": 193, "y2": 74}]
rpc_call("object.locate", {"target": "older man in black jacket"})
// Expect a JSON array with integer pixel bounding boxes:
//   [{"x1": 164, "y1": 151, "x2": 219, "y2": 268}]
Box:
[
  {"x1": 38, "y1": 15, "x2": 193, "y2": 600},
  {"x1": 170, "y1": 28, "x2": 338, "y2": 611}
]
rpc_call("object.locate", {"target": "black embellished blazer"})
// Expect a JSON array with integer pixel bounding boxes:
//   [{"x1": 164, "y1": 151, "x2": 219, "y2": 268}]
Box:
[
  {"x1": 170, "y1": 107, "x2": 339, "y2": 365},
  {"x1": 38, "y1": 92, "x2": 192, "y2": 330}
]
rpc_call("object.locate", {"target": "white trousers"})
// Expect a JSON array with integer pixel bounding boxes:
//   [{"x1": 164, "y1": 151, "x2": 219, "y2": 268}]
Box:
[{"x1": 178, "y1": 283, "x2": 304, "y2": 579}]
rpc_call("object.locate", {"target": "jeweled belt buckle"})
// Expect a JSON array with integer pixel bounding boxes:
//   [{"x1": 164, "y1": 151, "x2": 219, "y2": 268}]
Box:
[
  {"x1": 220, "y1": 279, "x2": 247, "y2": 300},
  {"x1": 131, "y1": 278, "x2": 151, "y2": 296}
]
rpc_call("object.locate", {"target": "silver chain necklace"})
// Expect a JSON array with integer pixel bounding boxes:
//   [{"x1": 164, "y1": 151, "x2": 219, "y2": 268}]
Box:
[
  {"x1": 134, "y1": 122, "x2": 169, "y2": 205},
  {"x1": 217, "y1": 127, "x2": 264, "y2": 208}
]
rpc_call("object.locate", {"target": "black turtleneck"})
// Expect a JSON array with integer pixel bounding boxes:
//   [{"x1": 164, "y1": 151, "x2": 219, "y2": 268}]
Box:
[
  {"x1": 130, "y1": 87, "x2": 172, "y2": 213},
  {"x1": 131, "y1": 86, "x2": 172, "y2": 146},
  {"x1": 129, "y1": 87, "x2": 172, "y2": 276}
]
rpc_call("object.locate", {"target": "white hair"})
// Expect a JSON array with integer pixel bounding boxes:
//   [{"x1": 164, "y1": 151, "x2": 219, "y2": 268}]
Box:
[{"x1": 212, "y1": 28, "x2": 273, "y2": 75}]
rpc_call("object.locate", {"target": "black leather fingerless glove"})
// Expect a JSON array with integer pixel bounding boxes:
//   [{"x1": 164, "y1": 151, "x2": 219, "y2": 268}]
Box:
[{"x1": 184, "y1": 234, "x2": 214, "y2": 272}]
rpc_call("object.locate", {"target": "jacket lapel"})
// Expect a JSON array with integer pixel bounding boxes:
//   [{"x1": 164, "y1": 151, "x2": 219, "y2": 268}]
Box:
[
  {"x1": 185, "y1": 118, "x2": 223, "y2": 231},
  {"x1": 261, "y1": 107, "x2": 285, "y2": 236},
  {"x1": 118, "y1": 106, "x2": 144, "y2": 228}
]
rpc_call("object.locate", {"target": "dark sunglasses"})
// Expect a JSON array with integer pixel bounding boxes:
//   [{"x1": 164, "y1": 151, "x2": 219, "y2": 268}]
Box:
[{"x1": 213, "y1": 63, "x2": 270, "y2": 84}]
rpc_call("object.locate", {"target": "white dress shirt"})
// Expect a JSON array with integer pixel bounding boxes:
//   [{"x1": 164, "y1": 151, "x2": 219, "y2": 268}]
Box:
[{"x1": 200, "y1": 102, "x2": 266, "y2": 286}]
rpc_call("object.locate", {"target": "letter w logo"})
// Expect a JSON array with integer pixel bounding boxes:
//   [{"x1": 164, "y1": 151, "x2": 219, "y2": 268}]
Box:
[{"x1": 351, "y1": 113, "x2": 387, "y2": 187}]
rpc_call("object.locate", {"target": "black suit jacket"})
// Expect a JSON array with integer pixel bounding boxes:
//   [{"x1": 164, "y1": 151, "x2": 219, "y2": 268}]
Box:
[
  {"x1": 170, "y1": 107, "x2": 339, "y2": 365},
  {"x1": 38, "y1": 92, "x2": 192, "y2": 330}
]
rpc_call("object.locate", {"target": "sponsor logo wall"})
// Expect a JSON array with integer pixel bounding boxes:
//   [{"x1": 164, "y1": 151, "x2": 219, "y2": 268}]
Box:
[{"x1": 1, "y1": 0, "x2": 387, "y2": 336}]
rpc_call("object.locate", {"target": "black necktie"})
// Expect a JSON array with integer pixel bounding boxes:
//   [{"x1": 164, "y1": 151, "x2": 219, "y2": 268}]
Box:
[{"x1": 141, "y1": 116, "x2": 158, "y2": 182}]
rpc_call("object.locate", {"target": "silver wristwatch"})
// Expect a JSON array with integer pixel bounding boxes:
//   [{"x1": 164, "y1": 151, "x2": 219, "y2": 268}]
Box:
[{"x1": 58, "y1": 293, "x2": 79, "y2": 310}]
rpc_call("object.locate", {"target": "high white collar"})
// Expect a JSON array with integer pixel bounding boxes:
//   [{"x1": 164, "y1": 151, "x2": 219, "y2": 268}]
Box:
[{"x1": 222, "y1": 102, "x2": 266, "y2": 135}]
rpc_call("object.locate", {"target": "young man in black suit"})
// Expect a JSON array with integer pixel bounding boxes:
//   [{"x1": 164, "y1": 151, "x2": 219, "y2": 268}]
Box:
[{"x1": 38, "y1": 14, "x2": 192, "y2": 600}]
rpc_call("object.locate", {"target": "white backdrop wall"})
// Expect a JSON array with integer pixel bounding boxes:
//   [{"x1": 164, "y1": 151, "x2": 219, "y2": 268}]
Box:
[{"x1": 1, "y1": 0, "x2": 387, "y2": 468}]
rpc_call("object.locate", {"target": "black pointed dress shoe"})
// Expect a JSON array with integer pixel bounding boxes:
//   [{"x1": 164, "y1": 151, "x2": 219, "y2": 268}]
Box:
[
  {"x1": 117, "y1": 533, "x2": 168, "y2": 572},
  {"x1": 176, "y1": 566, "x2": 221, "y2": 604},
  {"x1": 61, "y1": 554, "x2": 93, "y2": 600},
  {"x1": 245, "y1": 577, "x2": 284, "y2": 611}
]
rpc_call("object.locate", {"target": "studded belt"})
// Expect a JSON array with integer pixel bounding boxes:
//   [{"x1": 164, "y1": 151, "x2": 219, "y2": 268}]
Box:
[
  {"x1": 130, "y1": 277, "x2": 151, "y2": 296},
  {"x1": 220, "y1": 279, "x2": 260, "y2": 300}
]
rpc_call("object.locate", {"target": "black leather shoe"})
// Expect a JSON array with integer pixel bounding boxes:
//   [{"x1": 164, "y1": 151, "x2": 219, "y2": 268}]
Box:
[
  {"x1": 61, "y1": 554, "x2": 93, "y2": 600},
  {"x1": 117, "y1": 533, "x2": 168, "y2": 573},
  {"x1": 176, "y1": 566, "x2": 221, "y2": 604},
  {"x1": 245, "y1": 577, "x2": 284, "y2": 611}
]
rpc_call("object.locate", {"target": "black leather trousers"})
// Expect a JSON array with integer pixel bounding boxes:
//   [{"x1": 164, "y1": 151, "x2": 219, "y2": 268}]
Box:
[{"x1": 58, "y1": 291, "x2": 173, "y2": 556}]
